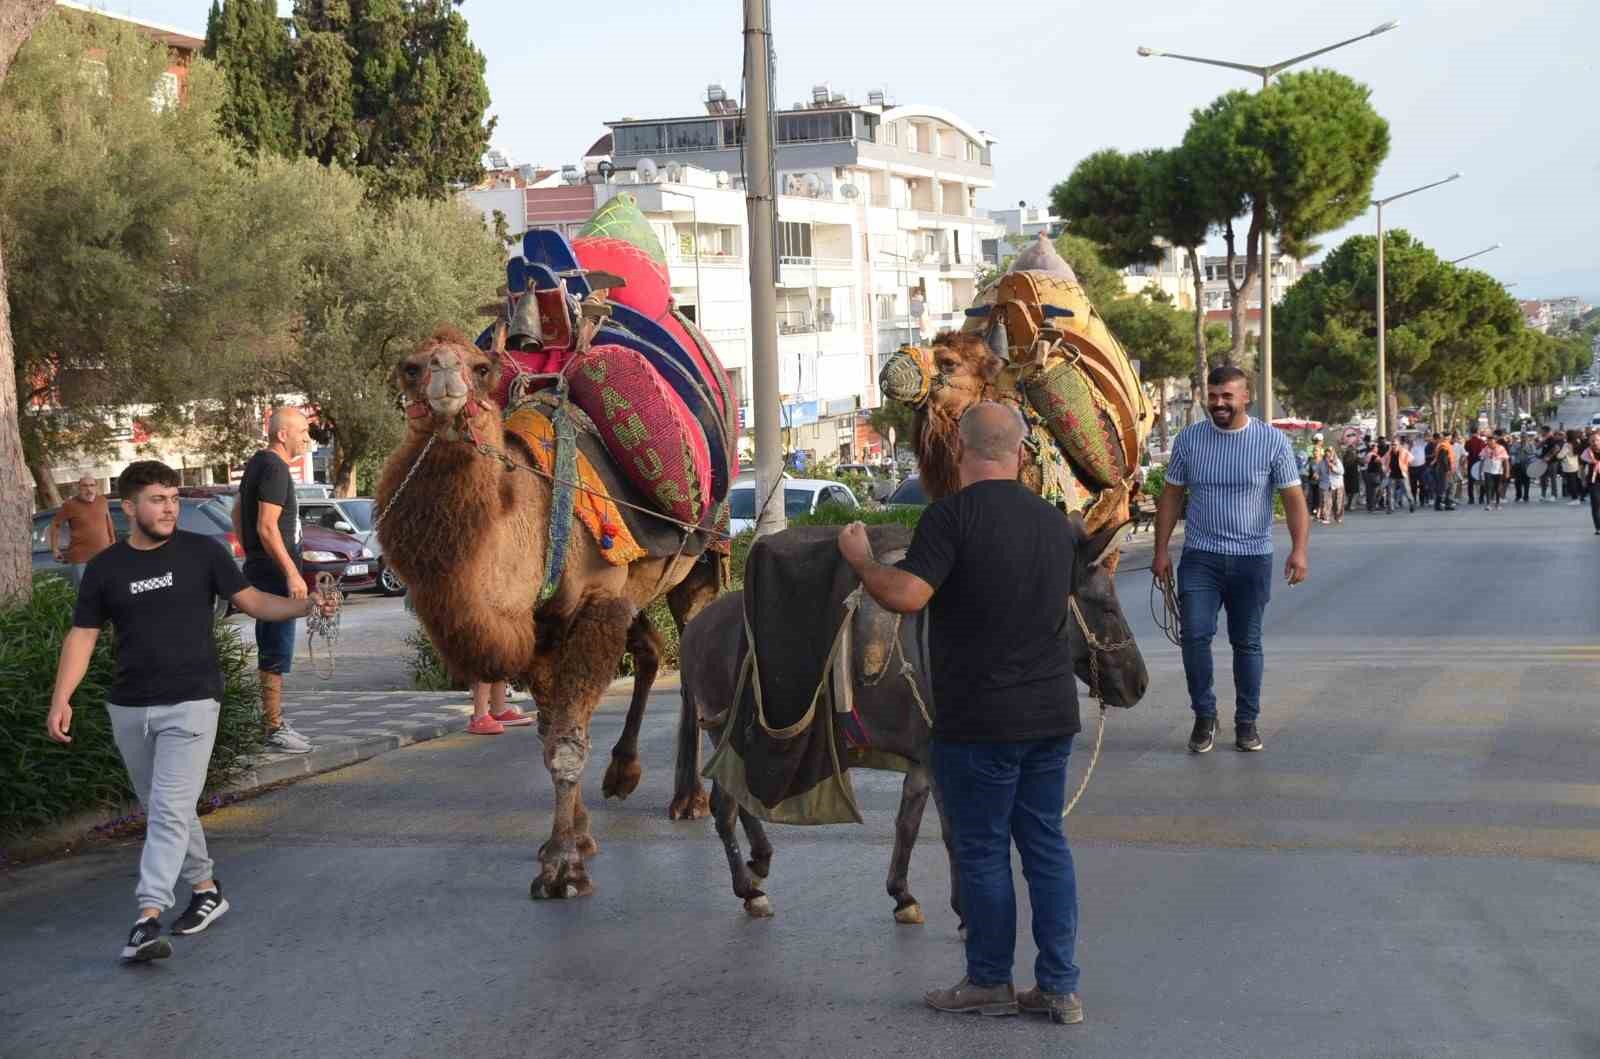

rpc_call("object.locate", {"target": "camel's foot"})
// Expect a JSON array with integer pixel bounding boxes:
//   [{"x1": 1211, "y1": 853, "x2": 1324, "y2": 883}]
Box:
[
  {"x1": 894, "y1": 901, "x2": 925, "y2": 926},
  {"x1": 602, "y1": 753, "x2": 642, "y2": 801},
  {"x1": 576, "y1": 832, "x2": 600, "y2": 858},
  {"x1": 668, "y1": 785, "x2": 711, "y2": 821},
  {"x1": 744, "y1": 894, "x2": 774, "y2": 918},
  {"x1": 530, "y1": 844, "x2": 594, "y2": 900}
]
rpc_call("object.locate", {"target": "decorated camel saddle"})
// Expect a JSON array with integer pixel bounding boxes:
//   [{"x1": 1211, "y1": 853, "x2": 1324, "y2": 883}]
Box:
[
  {"x1": 878, "y1": 233, "x2": 1154, "y2": 536},
  {"x1": 476, "y1": 194, "x2": 738, "y2": 564}
]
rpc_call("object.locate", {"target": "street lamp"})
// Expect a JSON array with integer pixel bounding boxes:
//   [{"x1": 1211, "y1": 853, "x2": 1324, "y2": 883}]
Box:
[
  {"x1": 1449, "y1": 243, "x2": 1501, "y2": 266},
  {"x1": 1137, "y1": 20, "x2": 1399, "y2": 424},
  {"x1": 1374, "y1": 172, "x2": 1462, "y2": 436},
  {"x1": 656, "y1": 186, "x2": 703, "y2": 329}
]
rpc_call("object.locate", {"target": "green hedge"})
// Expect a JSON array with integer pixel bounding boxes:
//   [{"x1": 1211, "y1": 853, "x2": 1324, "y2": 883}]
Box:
[
  {"x1": 0, "y1": 578, "x2": 265, "y2": 839},
  {"x1": 409, "y1": 504, "x2": 925, "y2": 684}
]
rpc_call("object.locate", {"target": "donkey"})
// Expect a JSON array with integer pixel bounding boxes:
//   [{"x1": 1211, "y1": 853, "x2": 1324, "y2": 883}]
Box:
[{"x1": 671, "y1": 514, "x2": 1147, "y2": 924}]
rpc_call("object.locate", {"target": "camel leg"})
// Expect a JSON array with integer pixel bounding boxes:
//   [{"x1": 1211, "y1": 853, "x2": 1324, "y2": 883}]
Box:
[
  {"x1": 531, "y1": 597, "x2": 632, "y2": 901},
  {"x1": 929, "y1": 767, "x2": 965, "y2": 935},
  {"x1": 602, "y1": 613, "x2": 660, "y2": 801},
  {"x1": 666, "y1": 560, "x2": 720, "y2": 817},
  {"x1": 574, "y1": 788, "x2": 599, "y2": 858},
  {"x1": 711, "y1": 781, "x2": 771, "y2": 918},
  {"x1": 887, "y1": 763, "x2": 933, "y2": 925}
]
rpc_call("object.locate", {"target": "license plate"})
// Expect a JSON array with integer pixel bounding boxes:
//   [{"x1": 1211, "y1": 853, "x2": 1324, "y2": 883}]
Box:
[{"x1": 345, "y1": 563, "x2": 368, "y2": 576}]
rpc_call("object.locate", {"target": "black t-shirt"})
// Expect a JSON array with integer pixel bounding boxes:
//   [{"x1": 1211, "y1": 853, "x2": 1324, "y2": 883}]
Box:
[
  {"x1": 239, "y1": 450, "x2": 300, "y2": 567},
  {"x1": 72, "y1": 531, "x2": 251, "y2": 707},
  {"x1": 895, "y1": 479, "x2": 1079, "y2": 743}
]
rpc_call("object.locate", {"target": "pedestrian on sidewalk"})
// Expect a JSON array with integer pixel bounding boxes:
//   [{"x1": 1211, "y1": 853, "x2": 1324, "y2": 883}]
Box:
[
  {"x1": 467, "y1": 681, "x2": 535, "y2": 734},
  {"x1": 46, "y1": 461, "x2": 337, "y2": 963},
  {"x1": 49, "y1": 475, "x2": 117, "y2": 587},
  {"x1": 1453, "y1": 434, "x2": 1468, "y2": 502},
  {"x1": 1537, "y1": 427, "x2": 1561, "y2": 501},
  {"x1": 1364, "y1": 440, "x2": 1387, "y2": 512},
  {"x1": 1465, "y1": 428, "x2": 1487, "y2": 505},
  {"x1": 1557, "y1": 432, "x2": 1581, "y2": 505},
  {"x1": 1153, "y1": 366, "x2": 1310, "y2": 756},
  {"x1": 1409, "y1": 433, "x2": 1430, "y2": 506},
  {"x1": 1479, "y1": 434, "x2": 1508, "y2": 511},
  {"x1": 1317, "y1": 445, "x2": 1344, "y2": 524},
  {"x1": 839, "y1": 402, "x2": 1088, "y2": 1025},
  {"x1": 1429, "y1": 433, "x2": 1455, "y2": 511},
  {"x1": 1583, "y1": 433, "x2": 1600, "y2": 534},
  {"x1": 232, "y1": 407, "x2": 315, "y2": 754},
  {"x1": 1303, "y1": 435, "x2": 1324, "y2": 519},
  {"x1": 1511, "y1": 431, "x2": 1535, "y2": 503},
  {"x1": 1387, "y1": 436, "x2": 1415, "y2": 513}
]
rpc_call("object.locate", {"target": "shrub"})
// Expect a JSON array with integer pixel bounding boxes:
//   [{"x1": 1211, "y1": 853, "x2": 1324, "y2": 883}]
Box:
[
  {"x1": 0, "y1": 578, "x2": 265, "y2": 838},
  {"x1": 405, "y1": 625, "x2": 466, "y2": 691},
  {"x1": 1143, "y1": 464, "x2": 1166, "y2": 497}
]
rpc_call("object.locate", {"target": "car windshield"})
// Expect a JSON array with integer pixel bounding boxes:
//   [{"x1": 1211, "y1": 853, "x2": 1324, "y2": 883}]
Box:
[
  {"x1": 784, "y1": 488, "x2": 814, "y2": 517},
  {"x1": 729, "y1": 488, "x2": 755, "y2": 520},
  {"x1": 728, "y1": 486, "x2": 816, "y2": 519},
  {"x1": 888, "y1": 478, "x2": 925, "y2": 505},
  {"x1": 340, "y1": 499, "x2": 376, "y2": 531}
]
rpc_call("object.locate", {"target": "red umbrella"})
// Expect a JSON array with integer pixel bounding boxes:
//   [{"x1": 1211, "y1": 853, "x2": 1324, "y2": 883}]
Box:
[{"x1": 1270, "y1": 417, "x2": 1324, "y2": 431}]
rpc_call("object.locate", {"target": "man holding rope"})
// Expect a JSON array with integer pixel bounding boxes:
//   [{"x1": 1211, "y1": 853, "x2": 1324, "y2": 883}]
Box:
[
  {"x1": 1152, "y1": 366, "x2": 1310, "y2": 755},
  {"x1": 47, "y1": 461, "x2": 337, "y2": 962},
  {"x1": 838, "y1": 401, "x2": 1085, "y2": 1026}
]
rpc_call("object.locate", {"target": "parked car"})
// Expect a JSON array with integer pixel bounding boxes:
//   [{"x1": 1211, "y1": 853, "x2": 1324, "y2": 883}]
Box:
[
  {"x1": 32, "y1": 497, "x2": 242, "y2": 619},
  {"x1": 297, "y1": 497, "x2": 404, "y2": 596},
  {"x1": 727, "y1": 478, "x2": 860, "y2": 535},
  {"x1": 883, "y1": 475, "x2": 927, "y2": 510},
  {"x1": 184, "y1": 488, "x2": 378, "y2": 593}
]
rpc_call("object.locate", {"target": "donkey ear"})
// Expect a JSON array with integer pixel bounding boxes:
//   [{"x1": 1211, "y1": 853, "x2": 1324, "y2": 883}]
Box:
[{"x1": 1086, "y1": 518, "x2": 1131, "y2": 568}]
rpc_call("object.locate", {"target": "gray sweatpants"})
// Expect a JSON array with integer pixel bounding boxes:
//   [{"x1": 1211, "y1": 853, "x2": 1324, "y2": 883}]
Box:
[{"x1": 107, "y1": 699, "x2": 220, "y2": 912}]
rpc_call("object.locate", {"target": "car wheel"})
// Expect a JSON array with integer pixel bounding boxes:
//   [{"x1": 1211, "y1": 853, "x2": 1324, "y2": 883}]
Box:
[{"x1": 379, "y1": 562, "x2": 407, "y2": 597}]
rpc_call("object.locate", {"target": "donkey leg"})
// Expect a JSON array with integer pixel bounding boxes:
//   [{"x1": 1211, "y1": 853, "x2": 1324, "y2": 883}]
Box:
[
  {"x1": 665, "y1": 562, "x2": 720, "y2": 817},
  {"x1": 711, "y1": 782, "x2": 771, "y2": 918},
  {"x1": 929, "y1": 768, "x2": 965, "y2": 935},
  {"x1": 738, "y1": 807, "x2": 774, "y2": 884},
  {"x1": 603, "y1": 613, "x2": 661, "y2": 801},
  {"x1": 888, "y1": 763, "x2": 933, "y2": 925}
]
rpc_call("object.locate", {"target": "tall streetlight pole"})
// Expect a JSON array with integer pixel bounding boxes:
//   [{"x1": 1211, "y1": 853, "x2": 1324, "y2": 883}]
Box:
[
  {"x1": 1137, "y1": 20, "x2": 1399, "y2": 424},
  {"x1": 658, "y1": 187, "x2": 703, "y2": 325},
  {"x1": 744, "y1": 0, "x2": 785, "y2": 536},
  {"x1": 1449, "y1": 243, "x2": 1501, "y2": 266},
  {"x1": 1374, "y1": 172, "x2": 1461, "y2": 437}
]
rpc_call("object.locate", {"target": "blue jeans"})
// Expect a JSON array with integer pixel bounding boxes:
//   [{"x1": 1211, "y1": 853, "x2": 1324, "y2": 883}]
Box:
[
  {"x1": 244, "y1": 559, "x2": 297, "y2": 674},
  {"x1": 1178, "y1": 550, "x2": 1273, "y2": 724},
  {"x1": 1387, "y1": 476, "x2": 1411, "y2": 509},
  {"x1": 931, "y1": 737, "x2": 1079, "y2": 994}
]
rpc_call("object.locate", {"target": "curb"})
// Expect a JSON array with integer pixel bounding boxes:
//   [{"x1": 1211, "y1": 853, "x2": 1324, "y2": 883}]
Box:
[{"x1": 230, "y1": 715, "x2": 472, "y2": 790}]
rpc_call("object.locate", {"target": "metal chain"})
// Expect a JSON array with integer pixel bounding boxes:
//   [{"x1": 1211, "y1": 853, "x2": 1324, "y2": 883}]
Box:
[
  {"x1": 1150, "y1": 571, "x2": 1183, "y2": 648},
  {"x1": 372, "y1": 433, "x2": 437, "y2": 530},
  {"x1": 304, "y1": 572, "x2": 342, "y2": 680}
]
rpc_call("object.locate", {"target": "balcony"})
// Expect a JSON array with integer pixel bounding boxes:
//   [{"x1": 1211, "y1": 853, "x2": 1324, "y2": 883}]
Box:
[{"x1": 778, "y1": 255, "x2": 853, "y2": 270}]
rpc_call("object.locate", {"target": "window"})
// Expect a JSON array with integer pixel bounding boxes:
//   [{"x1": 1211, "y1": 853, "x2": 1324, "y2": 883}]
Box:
[
  {"x1": 965, "y1": 140, "x2": 981, "y2": 162},
  {"x1": 776, "y1": 111, "x2": 852, "y2": 144},
  {"x1": 725, "y1": 367, "x2": 746, "y2": 402},
  {"x1": 778, "y1": 222, "x2": 813, "y2": 261},
  {"x1": 783, "y1": 488, "x2": 816, "y2": 517},
  {"x1": 150, "y1": 71, "x2": 180, "y2": 112},
  {"x1": 883, "y1": 121, "x2": 898, "y2": 146},
  {"x1": 613, "y1": 124, "x2": 664, "y2": 156},
  {"x1": 855, "y1": 112, "x2": 879, "y2": 142},
  {"x1": 875, "y1": 294, "x2": 896, "y2": 320},
  {"x1": 953, "y1": 231, "x2": 961, "y2": 264},
  {"x1": 666, "y1": 120, "x2": 720, "y2": 150},
  {"x1": 1233, "y1": 263, "x2": 1245, "y2": 280}
]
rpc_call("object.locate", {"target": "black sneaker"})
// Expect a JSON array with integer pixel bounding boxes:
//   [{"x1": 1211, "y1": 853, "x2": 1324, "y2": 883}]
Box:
[
  {"x1": 1235, "y1": 724, "x2": 1265, "y2": 752},
  {"x1": 1187, "y1": 716, "x2": 1217, "y2": 754},
  {"x1": 120, "y1": 917, "x2": 172, "y2": 963},
  {"x1": 171, "y1": 884, "x2": 229, "y2": 936}
]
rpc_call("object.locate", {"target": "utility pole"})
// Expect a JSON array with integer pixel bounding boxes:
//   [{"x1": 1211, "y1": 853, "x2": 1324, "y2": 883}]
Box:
[{"x1": 744, "y1": 0, "x2": 786, "y2": 536}]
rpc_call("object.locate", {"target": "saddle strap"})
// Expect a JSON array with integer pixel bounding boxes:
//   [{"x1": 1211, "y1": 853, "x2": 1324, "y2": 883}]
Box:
[{"x1": 539, "y1": 395, "x2": 579, "y2": 603}]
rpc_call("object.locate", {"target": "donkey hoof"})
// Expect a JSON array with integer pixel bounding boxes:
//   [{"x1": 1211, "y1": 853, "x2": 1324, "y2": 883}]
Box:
[
  {"x1": 667, "y1": 788, "x2": 711, "y2": 820},
  {"x1": 894, "y1": 902, "x2": 925, "y2": 925},
  {"x1": 745, "y1": 895, "x2": 774, "y2": 918}
]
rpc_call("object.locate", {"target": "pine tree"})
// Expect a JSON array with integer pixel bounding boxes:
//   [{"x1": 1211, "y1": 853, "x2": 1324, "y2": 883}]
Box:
[{"x1": 204, "y1": 0, "x2": 295, "y2": 156}]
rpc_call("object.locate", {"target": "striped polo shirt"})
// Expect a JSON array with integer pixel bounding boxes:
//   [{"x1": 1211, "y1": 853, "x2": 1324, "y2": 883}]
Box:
[{"x1": 1164, "y1": 417, "x2": 1301, "y2": 556}]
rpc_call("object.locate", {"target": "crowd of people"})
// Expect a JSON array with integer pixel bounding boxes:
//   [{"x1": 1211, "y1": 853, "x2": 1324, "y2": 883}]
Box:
[{"x1": 1297, "y1": 424, "x2": 1600, "y2": 531}]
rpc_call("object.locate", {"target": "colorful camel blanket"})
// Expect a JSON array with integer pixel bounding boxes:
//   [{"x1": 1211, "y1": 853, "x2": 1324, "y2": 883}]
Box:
[{"x1": 504, "y1": 407, "x2": 647, "y2": 566}]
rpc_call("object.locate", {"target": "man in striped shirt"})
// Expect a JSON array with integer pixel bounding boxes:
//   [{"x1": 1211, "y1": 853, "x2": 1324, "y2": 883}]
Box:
[{"x1": 1151, "y1": 366, "x2": 1311, "y2": 754}]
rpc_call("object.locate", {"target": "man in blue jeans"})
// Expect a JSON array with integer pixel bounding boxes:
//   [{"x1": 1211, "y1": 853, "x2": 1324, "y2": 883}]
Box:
[
  {"x1": 839, "y1": 402, "x2": 1087, "y2": 1026},
  {"x1": 1152, "y1": 366, "x2": 1310, "y2": 753}
]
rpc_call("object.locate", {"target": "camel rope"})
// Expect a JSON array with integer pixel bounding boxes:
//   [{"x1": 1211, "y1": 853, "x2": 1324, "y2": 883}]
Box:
[{"x1": 1062, "y1": 594, "x2": 1136, "y2": 818}]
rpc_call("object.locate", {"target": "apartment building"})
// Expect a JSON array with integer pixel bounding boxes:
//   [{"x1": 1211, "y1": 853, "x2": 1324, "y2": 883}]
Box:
[{"x1": 466, "y1": 86, "x2": 1003, "y2": 464}]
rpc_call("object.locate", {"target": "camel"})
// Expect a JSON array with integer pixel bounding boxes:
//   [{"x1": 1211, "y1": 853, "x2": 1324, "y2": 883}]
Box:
[
  {"x1": 377, "y1": 326, "x2": 718, "y2": 899},
  {"x1": 676, "y1": 519, "x2": 1146, "y2": 922}
]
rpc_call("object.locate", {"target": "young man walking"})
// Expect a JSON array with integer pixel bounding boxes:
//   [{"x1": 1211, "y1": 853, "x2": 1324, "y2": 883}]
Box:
[
  {"x1": 1152, "y1": 367, "x2": 1310, "y2": 754},
  {"x1": 49, "y1": 475, "x2": 117, "y2": 587},
  {"x1": 839, "y1": 402, "x2": 1088, "y2": 1026},
  {"x1": 47, "y1": 461, "x2": 336, "y2": 962},
  {"x1": 234, "y1": 407, "x2": 315, "y2": 753}
]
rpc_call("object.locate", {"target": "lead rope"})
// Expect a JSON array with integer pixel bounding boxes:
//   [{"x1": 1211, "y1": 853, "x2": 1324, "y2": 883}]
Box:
[
  {"x1": 1062, "y1": 594, "x2": 1137, "y2": 819},
  {"x1": 304, "y1": 572, "x2": 342, "y2": 680},
  {"x1": 1151, "y1": 570, "x2": 1183, "y2": 648}
]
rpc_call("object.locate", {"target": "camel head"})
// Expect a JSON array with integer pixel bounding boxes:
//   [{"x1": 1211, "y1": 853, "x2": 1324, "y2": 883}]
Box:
[
  {"x1": 878, "y1": 331, "x2": 1002, "y2": 500},
  {"x1": 393, "y1": 327, "x2": 501, "y2": 439}
]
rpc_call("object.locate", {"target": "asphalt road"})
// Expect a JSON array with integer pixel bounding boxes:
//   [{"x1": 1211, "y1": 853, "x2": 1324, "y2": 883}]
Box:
[{"x1": 6, "y1": 402, "x2": 1600, "y2": 1058}]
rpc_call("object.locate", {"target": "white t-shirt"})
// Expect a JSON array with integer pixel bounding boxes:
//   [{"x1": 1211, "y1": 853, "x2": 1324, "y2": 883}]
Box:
[{"x1": 1410, "y1": 440, "x2": 1427, "y2": 464}]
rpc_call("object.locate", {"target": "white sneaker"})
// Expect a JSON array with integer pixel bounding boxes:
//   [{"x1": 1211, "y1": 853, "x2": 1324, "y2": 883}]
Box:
[
  {"x1": 1568, "y1": 500, "x2": 1582, "y2": 507},
  {"x1": 266, "y1": 723, "x2": 313, "y2": 754}
]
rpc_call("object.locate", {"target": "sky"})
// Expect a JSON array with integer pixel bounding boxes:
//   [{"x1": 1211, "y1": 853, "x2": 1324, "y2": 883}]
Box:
[{"x1": 105, "y1": 0, "x2": 1600, "y2": 302}]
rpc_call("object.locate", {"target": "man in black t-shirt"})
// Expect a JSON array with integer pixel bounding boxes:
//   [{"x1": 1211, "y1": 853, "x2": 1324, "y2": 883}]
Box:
[
  {"x1": 233, "y1": 406, "x2": 314, "y2": 753},
  {"x1": 48, "y1": 461, "x2": 335, "y2": 963},
  {"x1": 838, "y1": 402, "x2": 1085, "y2": 1026}
]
